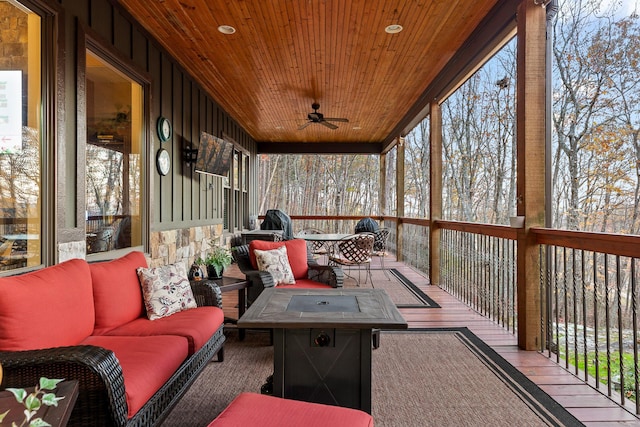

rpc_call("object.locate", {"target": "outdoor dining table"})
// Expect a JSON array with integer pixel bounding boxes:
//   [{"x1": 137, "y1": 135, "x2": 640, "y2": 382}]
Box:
[
  {"x1": 296, "y1": 233, "x2": 351, "y2": 242},
  {"x1": 296, "y1": 233, "x2": 352, "y2": 264}
]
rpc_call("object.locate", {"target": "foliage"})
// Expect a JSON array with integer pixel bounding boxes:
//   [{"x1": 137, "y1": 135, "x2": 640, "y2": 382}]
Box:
[
  {"x1": 0, "y1": 377, "x2": 65, "y2": 427},
  {"x1": 204, "y1": 245, "x2": 232, "y2": 276}
]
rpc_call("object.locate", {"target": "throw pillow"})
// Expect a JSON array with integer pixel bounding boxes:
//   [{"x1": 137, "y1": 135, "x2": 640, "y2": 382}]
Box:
[
  {"x1": 249, "y1": 239, "x2": 309, "y2": 280},
  {"x1": 136, "y1": 262, "x2": 198, "y2": 320},
  {"x1": 254, "y1": 246, "x2": 296, "y2": 285}
]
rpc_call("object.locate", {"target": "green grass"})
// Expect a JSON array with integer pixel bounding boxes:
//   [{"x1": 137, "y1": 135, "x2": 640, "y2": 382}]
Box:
[{"x1": 563, "y1": 347, "x2": 637, "y2": 400}]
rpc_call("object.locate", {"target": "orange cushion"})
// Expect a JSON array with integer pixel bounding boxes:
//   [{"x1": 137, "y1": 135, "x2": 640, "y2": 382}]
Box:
[
  {"x1": 249, "y1": 239, "x2": 309, "y2": 280},
  {"x1": 0, "y1": 259, "x2": 95, "y2": 351},
  {"x1": 207, "y1": 392, "x2": 374, "y2": 427},
  {"x1": 102, "y1": 306, "x2": 224, "y2": 354},
  {"x1": 82, "y1": 334, "x2": 189, "y2": 419},
  {"x1": 90, "y1": 251, "x2": 148, "y2": 334}
]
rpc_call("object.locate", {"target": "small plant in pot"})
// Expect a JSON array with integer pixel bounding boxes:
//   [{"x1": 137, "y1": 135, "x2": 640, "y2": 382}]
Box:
[{"x1": 204, "y1": 246, "x2": 232, "y2": 279}]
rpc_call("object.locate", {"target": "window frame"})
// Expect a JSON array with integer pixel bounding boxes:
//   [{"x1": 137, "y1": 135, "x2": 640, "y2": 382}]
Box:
[
  {"x1": 77, "y1": 25, "x2": 151, "y2": 260},
  {"x1": 0, "y1": 0, "x2": 61, "y2": 274}
]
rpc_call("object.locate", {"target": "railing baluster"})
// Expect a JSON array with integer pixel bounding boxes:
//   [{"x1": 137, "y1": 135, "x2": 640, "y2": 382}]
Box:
[
  {"x1": 617, "y1": 255, "x2": 624, "y2": 405},
  {"x1": 581, "y1": 249, "x2": 588, "y2": 383},
  {"x1": 632, "y1": 259, "x2": 639, "y2": 414},
  {"x1": 564, "y1": 247, "x2": 569, "y2": 370},
  {"x1": 572, "y1": 249, "x2": 578, "y2": 375},
  {"x1": 605, "y1": 254, "x2": 612, "y2": 397},
  {"x1": 594, "y1": 251, "x2": 600, "y2": 391},
  {"x1": 553, "y1": 247, "x2": 560, "y2": 363}
]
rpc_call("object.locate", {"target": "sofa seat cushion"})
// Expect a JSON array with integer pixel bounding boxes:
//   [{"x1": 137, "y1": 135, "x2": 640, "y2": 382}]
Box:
[
  {"x1": 207, "y1": 392, "x2": 374, "y2": 427},
  {"x1": 0, "y1": 258, "x2": 94, "y2": 351},
  {"x1": 249, "y1": 239, "x2": 309, "y2": 280},
  {"x1": 100, "y1": 306, "x2": 224, "y2": 354},
  {"x1": 82, "y1": 334, "x2": 189, "y2": 419},
  {"x1": 276, "y1": 278, "x2": 333, "y2": 289},
  {"x1": 90, "y1": 251, "x2": 148, "y2": 334}
]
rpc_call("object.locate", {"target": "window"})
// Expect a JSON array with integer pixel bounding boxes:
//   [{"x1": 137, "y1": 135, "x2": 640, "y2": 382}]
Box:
[
  {"x1": 0, "y1": 1, "x2": 42, "y2": 271},
  {"x1": 85, "y1": 50, "x2": 143, "y2": 254},
  {"x1": 222, "y1": 135, "x2": 249, "y2": 232}
]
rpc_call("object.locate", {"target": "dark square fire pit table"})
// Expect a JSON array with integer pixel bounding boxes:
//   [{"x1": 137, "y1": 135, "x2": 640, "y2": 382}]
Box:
[{"x1": 237, "y1": 288, "x2": 407, "y2": 413}]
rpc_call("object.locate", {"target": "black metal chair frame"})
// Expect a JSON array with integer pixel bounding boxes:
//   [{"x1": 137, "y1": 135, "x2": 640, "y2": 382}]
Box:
[{"x1": 373, "y1": 228, "x2": 391, "y2": 280}]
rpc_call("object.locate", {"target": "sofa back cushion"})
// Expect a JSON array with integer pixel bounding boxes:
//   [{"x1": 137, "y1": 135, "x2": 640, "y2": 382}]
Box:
[
  {"x1": 90, "y1": 251, "x2": 148, "y2": 334},
  {"x1": 0, "y1": 258, "x2": 94, "y2": 350},
  {"x1": 249, "y1": 239, "x2": 308, "y2": 280}
]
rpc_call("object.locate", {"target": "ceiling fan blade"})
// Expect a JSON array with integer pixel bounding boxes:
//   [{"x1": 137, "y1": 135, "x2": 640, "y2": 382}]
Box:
[
  {"x1": 298, "y1": 121, "x2": 313, "y2": 130},
  {"x1": 319, "y1": 121, "x2": 338, "y2": 130},
  {"x1": 324, "y1": 118, "x2": 349, "y2": 123}
]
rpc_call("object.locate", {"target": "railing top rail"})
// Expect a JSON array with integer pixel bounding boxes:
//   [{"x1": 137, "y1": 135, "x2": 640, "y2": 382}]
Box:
[
  {"x1": 531, "y1": 227, "x2": 640, "y2": 258},
  {"x1": 434, "y1": 220, "x2": 517, "y2": 240}
]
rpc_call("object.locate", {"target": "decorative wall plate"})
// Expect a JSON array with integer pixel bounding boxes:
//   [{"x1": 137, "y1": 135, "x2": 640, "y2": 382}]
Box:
[
  {"x1": 156, "y1": 148, "x2": 171, "y2": 175},
  {"x1": 157, "y1": 116, "x2": 172, "y2": 142}
]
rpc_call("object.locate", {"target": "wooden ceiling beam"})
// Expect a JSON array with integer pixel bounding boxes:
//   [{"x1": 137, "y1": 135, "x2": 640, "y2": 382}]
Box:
[{"x1": 258, "y1": 141, "x2": 383, "y2": 154}]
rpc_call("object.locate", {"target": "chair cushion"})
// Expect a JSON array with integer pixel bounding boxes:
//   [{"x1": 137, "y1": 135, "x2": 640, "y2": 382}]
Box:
[
  {"x1": 82, "y1": 335, "x2": 189, "y2": 419},
  {"x1": 136, "y1": 262, "x2": 198, "y2": 320},
  {"x1": 249, "y1": 239, "x2": 309, "y2": 280},
  {"x1": 207, "y1": 392, "x2": 374, "y2": 427},
  {"x1": 254, "y1": 246, "x2": 296, "y2": 285},
  {"x1": 102, "y1": 306, "x2": 224, "y2": 354},
  {"x1": 0, "y1": 258, "x2": 95, "y2": 351},
  {"x1": 90, "y1": 251, "x2": 148, "y2": 334}
]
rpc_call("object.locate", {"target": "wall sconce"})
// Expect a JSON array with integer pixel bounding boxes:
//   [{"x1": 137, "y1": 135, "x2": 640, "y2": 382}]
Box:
[{"x1": 183, "y1": 145, "x2": 198, "y2": 166}]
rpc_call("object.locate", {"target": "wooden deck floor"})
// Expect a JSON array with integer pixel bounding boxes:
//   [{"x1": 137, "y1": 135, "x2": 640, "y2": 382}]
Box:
[{"x1": 221, "y1": 258, "x2": 640, "y2": 426}]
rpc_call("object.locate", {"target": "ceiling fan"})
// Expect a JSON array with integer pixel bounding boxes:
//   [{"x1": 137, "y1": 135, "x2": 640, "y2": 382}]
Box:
[{"x1": 298, "y1": 103, "x2": 349, "y2": 130}]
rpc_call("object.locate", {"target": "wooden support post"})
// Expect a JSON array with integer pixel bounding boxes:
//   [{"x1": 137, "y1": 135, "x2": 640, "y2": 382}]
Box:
[
  {"x1": 429, "y1": 101, "x2": 442, "y2": 286},
  {"x1": 516, "y1": 0, "x2": 546, "y2": 350},
  {"x1": 396, "y1": 137, "x2": 405, "y2": 262},
  {"x1": 380, "y1": 153, "x2": 387, "y2": 217}
]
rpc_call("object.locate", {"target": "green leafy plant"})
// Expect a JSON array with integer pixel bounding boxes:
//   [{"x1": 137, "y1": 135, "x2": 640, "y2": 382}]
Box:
[
  {"x1": 204, "y1": 245, "x2": 233, "y2": 277},
  {"x1": 0, "y1": 377, "x2": 65, "y2": 427}
]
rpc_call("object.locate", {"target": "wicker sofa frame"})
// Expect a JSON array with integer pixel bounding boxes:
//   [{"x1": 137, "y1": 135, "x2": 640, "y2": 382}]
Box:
[{"x1": 0, "y1": 280, "x2": 226, "y2": 427}]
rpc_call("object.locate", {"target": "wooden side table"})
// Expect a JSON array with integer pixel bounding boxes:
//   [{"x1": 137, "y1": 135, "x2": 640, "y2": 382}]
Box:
[
  {"x1": 192, "y1": 276, "x2": 249, "y2": 340},
  {"x1": 0, "y1": 380, "x2": 78, "y2": 427}
]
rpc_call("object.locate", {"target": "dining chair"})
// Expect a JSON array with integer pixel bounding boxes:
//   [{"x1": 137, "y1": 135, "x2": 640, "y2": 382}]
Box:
[
  {"x1": 373, "y1": 228, "x2": 391, "y2": 280},
  {"x1": 297, "y1": 227, "x2": 328, "y2": 259},
  {"x1": 328, "y1": 233, "x2": 375, "y2": 285}
]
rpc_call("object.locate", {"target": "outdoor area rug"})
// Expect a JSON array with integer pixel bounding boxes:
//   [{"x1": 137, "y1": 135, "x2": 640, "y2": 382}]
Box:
[
  {"x1": 160, "y1": 328, "x2": 583, "y2": 427},
  {"x1": 343, "y1": 268, "x2": 440, "y2": 308}
]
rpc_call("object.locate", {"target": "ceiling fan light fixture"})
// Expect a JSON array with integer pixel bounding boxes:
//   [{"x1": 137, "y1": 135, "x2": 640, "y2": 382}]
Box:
[
  {"x1": 385, "y1": 24, "x2": 403, "y2": 34},
  {"x1": 218, "y1": 25, "x2": 236, "y2": 35}
]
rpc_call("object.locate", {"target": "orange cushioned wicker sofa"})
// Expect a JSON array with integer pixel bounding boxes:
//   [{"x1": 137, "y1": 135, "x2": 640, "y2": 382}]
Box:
[{"x1": 0, "y1": 251, "x2": 226, "y2": 427}]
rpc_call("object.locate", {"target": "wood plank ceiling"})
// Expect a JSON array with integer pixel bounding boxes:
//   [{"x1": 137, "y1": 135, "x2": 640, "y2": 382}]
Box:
[{"x1": 116, "y1": 0, "x2": 503, "y2": 152}]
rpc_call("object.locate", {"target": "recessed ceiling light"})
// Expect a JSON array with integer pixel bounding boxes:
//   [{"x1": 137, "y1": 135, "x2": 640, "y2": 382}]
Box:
[
  {"x1": 385, "y1": 24, "x2": 403, "y2": 34},
  {"x1": 218, "y1": 25, "x2": 236, "y2": 35},
  {"x1": 353, "y1": 126, "x2": 362, "y2": 130}
]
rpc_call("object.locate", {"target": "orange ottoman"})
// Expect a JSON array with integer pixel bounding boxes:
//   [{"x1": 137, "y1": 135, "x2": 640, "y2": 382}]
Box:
[{"x1": 207, "y1": 392, "x2": 374, "y2": 427}]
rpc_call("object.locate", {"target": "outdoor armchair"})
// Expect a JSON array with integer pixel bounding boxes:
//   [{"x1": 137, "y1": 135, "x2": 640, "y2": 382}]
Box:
[{"x1": 231, "y1": 239, "x2": 343, "y2": 306}]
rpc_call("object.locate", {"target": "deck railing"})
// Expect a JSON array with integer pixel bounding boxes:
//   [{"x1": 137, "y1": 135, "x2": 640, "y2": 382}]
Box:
[
  {"x1": 437, "y1": 221, "x2": 518, "y2": 333},
  {"x1": 284, "y1": 215, "x2": 640, "y2": 413},
  {"x1": 534, "y1": 228, "x2": 640, "y2": 413}
]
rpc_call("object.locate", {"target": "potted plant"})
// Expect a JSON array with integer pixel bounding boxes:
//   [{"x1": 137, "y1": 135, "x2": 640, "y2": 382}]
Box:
[
  {"x1": 204, "y1": 246, "x2": 232, "y2": 279},
  {"x1": 0, "y1": 376, "x2": 65, "y2": 426}
]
